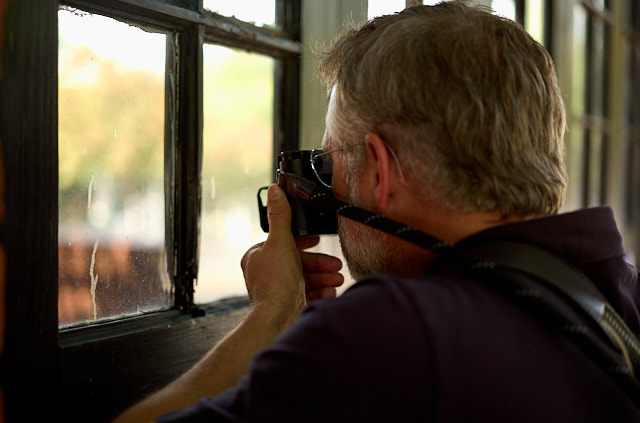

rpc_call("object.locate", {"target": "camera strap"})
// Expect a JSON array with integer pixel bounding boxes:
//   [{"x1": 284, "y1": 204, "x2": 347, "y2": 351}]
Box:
[{"x1": 275, "y1": 172, "x2": 640, "y2": 406}]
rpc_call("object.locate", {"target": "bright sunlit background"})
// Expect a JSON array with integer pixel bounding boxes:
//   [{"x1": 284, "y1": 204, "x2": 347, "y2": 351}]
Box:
[
  {"x1": 58, "y1": 8, "x2": 169, "y2": 326},
  {"x1": 204, "y1": 0, "x2": 276, "y2": 26}
]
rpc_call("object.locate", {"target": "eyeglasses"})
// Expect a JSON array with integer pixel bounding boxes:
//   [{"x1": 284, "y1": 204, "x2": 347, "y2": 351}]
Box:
[
  {"x1": 309, "y1": 144, "x2": 361, "y2": 188},
  {"x1": 310, "y1": 140, "x2": 404, "y2": 189}
]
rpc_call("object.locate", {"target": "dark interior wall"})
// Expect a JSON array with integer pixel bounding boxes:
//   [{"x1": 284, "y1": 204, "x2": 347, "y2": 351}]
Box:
[{"x1": 0, "y1": 0, "x2": 60, "y2": 420}]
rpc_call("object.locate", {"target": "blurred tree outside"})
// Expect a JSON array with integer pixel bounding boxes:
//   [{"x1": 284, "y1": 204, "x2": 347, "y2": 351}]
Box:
[
  {"x1": 58, "y1": 13, "x2": 277, "y2": 312},
  {"x1": 58, "y1": 13, "x2": 170, "y2": 326},
  {"x1": 198, "y1": 45, "x2": 274, "y2": 303},
  {"x1": 58, "y1": 41, "x2": 165, "y2": 232},
  {"x1": 202, "y1": 46, "x2": 274, "y2": 213}
]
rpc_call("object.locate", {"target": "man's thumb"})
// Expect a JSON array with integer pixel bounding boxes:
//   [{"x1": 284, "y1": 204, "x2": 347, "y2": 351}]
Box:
[{"x1": 266, "y1": 184, "x2": 292, "y2": 239}]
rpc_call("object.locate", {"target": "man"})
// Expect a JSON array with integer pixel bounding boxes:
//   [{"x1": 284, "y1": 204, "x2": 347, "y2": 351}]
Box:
[{"x1": 116, "y1": 2, "x2": 640, "y2": 421}]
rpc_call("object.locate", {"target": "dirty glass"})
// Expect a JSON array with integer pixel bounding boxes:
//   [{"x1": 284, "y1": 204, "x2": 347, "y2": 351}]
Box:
[
  {"x1": 203, "y1": 0, "x2": 276, "y2": 27},
  {"x1": 196, "y1": 45, "x2": 274, "y2": 304},
  {"x1": 58, "y1": 9, "x2": 170, "y2": 327}
]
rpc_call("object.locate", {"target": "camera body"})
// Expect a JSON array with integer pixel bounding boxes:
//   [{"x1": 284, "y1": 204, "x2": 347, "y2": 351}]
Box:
[{"x1": 258, "y1": 150, "x2": 338, "y2": 236}]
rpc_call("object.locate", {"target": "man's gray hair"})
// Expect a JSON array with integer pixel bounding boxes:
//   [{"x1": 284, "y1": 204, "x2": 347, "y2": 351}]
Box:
[{"x1": 319, "y1": 0, "x2": 567, "y2": 216}]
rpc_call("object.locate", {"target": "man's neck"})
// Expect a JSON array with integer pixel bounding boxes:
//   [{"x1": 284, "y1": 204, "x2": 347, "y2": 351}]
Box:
[{"x1": 386, "y1": 188, "x2": 536, "y2": 245}]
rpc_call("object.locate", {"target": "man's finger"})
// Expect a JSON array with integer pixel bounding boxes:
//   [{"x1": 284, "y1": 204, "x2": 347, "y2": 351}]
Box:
[
  {"x1": 306, "y1": 287, "x2": 337, "y2": 302},
  {"x1": 304, "y1": 272, "x2": 344, "y2": 290},
  {"x1": 300, "y1": 251, "x2": 343, "y2": 272},
  {"x1": 295, "y1": 235, "x2": 320, "y2": 251},
  {"x1": 265, "y1": 184, "x2": 294, "y2": 245}
]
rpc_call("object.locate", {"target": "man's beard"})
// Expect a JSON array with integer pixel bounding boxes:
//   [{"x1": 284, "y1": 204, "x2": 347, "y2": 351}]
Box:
[
  {"x1": 338, "y1": 215, "x2": 390, "y2": 280},
  {"x1": 337, "y1": 179, "x2": 406, "y2": 280},
  {"x1": 337, "y1": 174, "x2": 434, "y2": 281}
]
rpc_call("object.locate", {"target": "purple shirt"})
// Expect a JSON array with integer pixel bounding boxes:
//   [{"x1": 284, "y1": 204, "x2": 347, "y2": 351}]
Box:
[{"x1": 158, "y1": 207, "x2": 640, "y2": 422}]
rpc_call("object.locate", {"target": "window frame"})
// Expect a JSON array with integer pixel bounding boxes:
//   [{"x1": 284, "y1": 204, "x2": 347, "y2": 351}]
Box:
[{"x1": 0, "y1": 0, "x2": 300, "y2": 421}]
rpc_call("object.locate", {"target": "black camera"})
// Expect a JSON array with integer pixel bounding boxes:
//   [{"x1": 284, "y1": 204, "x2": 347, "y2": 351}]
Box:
[{"x1": 257, "y1": 150, "x2": 338, "y2": 236}]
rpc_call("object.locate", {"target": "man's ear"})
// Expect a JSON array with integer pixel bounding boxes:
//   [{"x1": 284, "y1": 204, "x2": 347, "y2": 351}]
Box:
[{"x1": 364, "y1": 133, "x2": 398, "y2": 213}]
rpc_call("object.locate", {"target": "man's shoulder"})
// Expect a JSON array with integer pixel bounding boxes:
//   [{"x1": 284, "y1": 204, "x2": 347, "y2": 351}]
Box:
[
  {"x1": 322, "y1": 271, "x2": 497, "y2": 312},
  {"x1": 301, "y1": 271, "x2": 506, "y2": 339},
  {"x1": 276, "y1": 274, "x2": 459, "y2": 360}
]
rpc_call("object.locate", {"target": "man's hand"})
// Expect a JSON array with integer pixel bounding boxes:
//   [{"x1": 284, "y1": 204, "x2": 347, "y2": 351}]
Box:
[
  {"x1": 296, "y1": 235, "x2": 344, "y2": 302},
  {"x1": 112, "y1": 185, "x2": 344, "y2": 423},
  {"x1": 241, "y1": 184, "x2": 343, "y2": 326}
]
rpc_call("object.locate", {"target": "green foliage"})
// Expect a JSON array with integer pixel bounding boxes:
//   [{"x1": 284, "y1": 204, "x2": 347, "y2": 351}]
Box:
[
  {"x1": 202, "y1": 47, "x2": 274, "y2": 210},
  {"x1": 58, "y1": 42, "x2": 275, "y2": 223},
  {"x1": 59, "y1": 45, "x2": 165, "y2": 194}
]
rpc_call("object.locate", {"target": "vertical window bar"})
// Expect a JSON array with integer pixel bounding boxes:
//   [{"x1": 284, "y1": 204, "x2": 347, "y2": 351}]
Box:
[
  {"x1": 627, "y1": 0, "x2": 640, "y2": 221},
  {"x1": 629, "y1": 139, "x2": 640, "y2": 221},
  {"x1": 165, "y1": 33, "x2": 178, "y2": 302},
  {"x1": 0, "y1": 0, "x2": 60, "y2": 420},
  {"x1": 515, "y1": 0, "x2": 525, "y2": 25},
  {"x1": 582, "y1": 10, "x2": 594, "y2": 208},
  {"x1": 600, "y1": 22, "x2": 610, "y2": 204},
  {"x1": 543, "y1": 0, "x2": 553, "y2": 55},
  {"x1": 173, "y1": 24, "x2": 204, "y2": 313},
  {"x1": 600, "y1": 133, "x2": 609, "y2": 204},
  {"x1": 582, "y1": 130, "x2": 592, "y2": 207},
  {"x1": 274, "y1": 0, "x2": 301, "y2": 174}
]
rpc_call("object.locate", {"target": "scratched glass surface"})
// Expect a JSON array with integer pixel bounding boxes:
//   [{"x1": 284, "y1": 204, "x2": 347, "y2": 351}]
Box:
[
  {"x1": 195, "y1": 45, "x2": 274, "y2": 304},
  {"x1": 203, "y1": 0, "x2": 276, "y2": 27},
  {"x1": 58, "y1": 9, "x2": 170, "y2": 327}
]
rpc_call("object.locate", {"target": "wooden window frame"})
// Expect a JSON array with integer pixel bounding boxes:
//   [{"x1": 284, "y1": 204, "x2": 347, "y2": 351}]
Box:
[{"x1": 0, "y1": 0, "x2": 301, "y2": 421}]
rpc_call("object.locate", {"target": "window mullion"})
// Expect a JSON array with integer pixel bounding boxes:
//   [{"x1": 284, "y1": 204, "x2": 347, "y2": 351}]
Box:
[
  {"x1": 274, "y1": 0, "x2": 301, "y2": 168},
  {"x1": 0, "y1": 0, "x2": 60, "y2": 420},
  {"x1": 173, "y1": 23, "x2": 204, "y2": 313}
]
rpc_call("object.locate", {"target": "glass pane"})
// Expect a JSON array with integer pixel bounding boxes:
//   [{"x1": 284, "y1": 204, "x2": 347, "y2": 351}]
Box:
[
  {"x1": 203, "y1": 0, "x2": 275, "y2": 27},
  {"x1": 564, "y1": 126, "x2": 584, "y2": 211},
  {"x1": 197, "y1": 45, "x2": 274, "y2": 304},
  {"x1": 592, "y1": 0, "x2": 606, "y2": 11},
  {"x1": 632, "y1": 0, "x2": 640, "y2": 32},
  {"x1": 368, "y1": 0, "x2": 406, "y2": 19},
  {"x1": 587, "y1": 132, "x2": 605, "y2": 207},
  {"x1": 590, "y1": 17, "x2": 607, "y2": 117},
  {"x1": 632, "y1": 47, "x2": 640, "y2": 126},
  {"x1": 571, "y1": 5, "x2": 587, "y2": 118},
  {"x1": 58, "y1": 9, "x2": 170, "y2": 327},
  {"x1": 525, "y1": 0, "x2": 545, "y2": 44},
  {"x1": 626, "y1": 140, "x2": 640, "y2": 222}
]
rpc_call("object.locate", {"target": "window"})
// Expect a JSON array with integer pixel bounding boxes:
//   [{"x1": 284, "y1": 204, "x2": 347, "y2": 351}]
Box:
[
  {"x1": 58, "y1": 9, "x2": 170, "y2": 327},
  {"x1": 571, "y1": 1, "x2": 610, "y2": 208},
  {"x1": 0, "y1": 0, "x2": 300, "y2": 420},
  {"x1": 198, "y1": 45, "x2": 275, "y2": 303},
  {"x1": 560, "y1": 0, "x2": 639, "y2": 223},
  {"x1": 553, "y1": 0, "x2": 639, "y2": 261}
]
